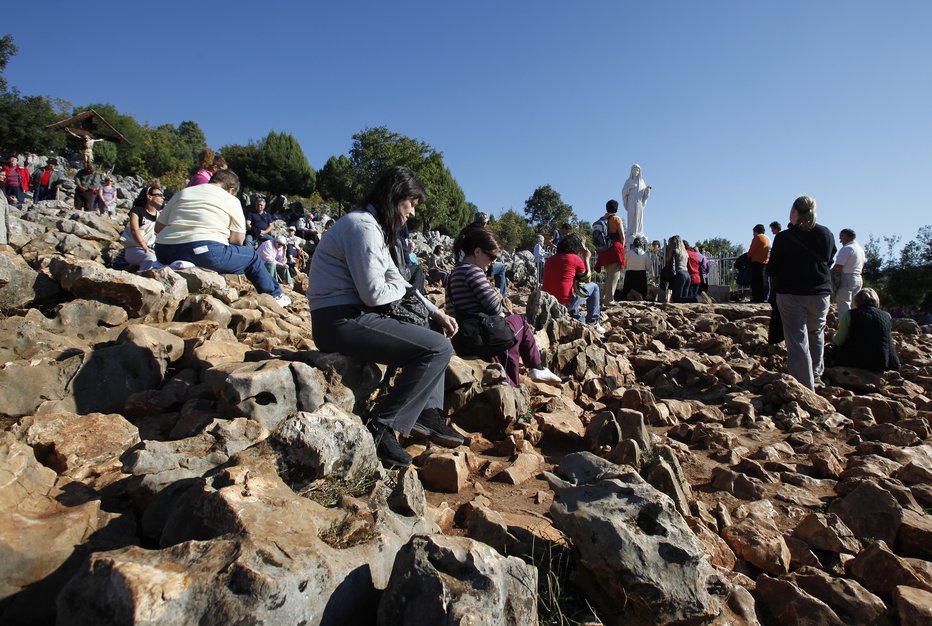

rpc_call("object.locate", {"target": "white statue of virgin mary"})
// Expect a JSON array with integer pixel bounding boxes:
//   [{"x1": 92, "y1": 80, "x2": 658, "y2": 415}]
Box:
[{"x1": 622, "y1": 164, "x2": 651, "y2": 246}]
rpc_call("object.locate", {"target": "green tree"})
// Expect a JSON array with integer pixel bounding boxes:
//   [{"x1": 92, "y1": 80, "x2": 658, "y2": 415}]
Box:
[
  {"x1": 219, "y1": 142, "x2": 261, "y2": 189},
  {"x1": 176, "y1": 120, "x2": 206, "y2": 164},
  {"x1": 489, "y1": 209, "x2": 536, "y2": 252},
  {"x1": 0, "y1": 34, "x2": 16, "y2": 92},
  {"x1": 523, "y1": 184, "x2": 574, "y2": 233},
  {"x1": 0, "y1": 90, "x2": 68, "y2": 154},
  {"x1": 336, "y1": 126, "x2": 471, "y2": 234},
  {"x1": 695, "y1": 237, "x2": 743, "y2": 257},
  {"x1": 257, "y1": 131, "x2": 316, "y2": 197},
  {"x1": 316, "y1": 155, "x2": 359, "y2": 209}
]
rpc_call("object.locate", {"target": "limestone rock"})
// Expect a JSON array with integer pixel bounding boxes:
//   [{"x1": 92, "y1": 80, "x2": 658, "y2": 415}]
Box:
[
  {"x1": 829, "y1": 480, "x2": 904, "y2": 545},
  {"x1": 419, "y1": 450, "x2": 470, "y2": 493},
  {"x1": 722, "y1": 516, "x2": 791, "y2": 575},
  {"x1": 791, "y1": 513, "x2": 861, "y2": 554},
  {"x1": 894, "y1": 585, "x2": 932, "y2": 626},
  {"x1": 49, "y1": 256, "x2": 187, "y2": 321},
  {"x1": 753, "y1": 575, "x2": 844, "y2": 626},
  {"x1": 0, "y1": 433, "x2": 115, "y2": 607},
  {"x1": 845, "y1": 540, "x2": 932, "y2": 600},
  {"x1": 548, "y1": 452, "x2": 723, "y2": 624},
  {"x1": 466, "y1": 506, "x2": 564, "y2": 561},
  {"x1": 378, "y1": 534, "x2": 538, "y2": 626},
  {"x1": 272, "y1": 405, "x2": 379, "y2": 482},
  {"x1": 789, "y1": 566, "x2": 888, "y2": 626}
]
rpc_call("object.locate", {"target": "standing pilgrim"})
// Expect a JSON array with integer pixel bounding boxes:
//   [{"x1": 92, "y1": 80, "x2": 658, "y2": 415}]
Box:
[{"x1": 622, "y1": 164, "x2": 651, "y2": 247}]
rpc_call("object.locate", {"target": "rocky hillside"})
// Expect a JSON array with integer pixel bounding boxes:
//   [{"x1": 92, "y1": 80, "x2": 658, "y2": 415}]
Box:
[{"x1": 1, "y1": 192, "x2": 931, "y2": 626}]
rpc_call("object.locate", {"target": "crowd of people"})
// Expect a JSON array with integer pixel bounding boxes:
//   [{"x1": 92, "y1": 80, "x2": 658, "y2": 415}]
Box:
[{"x1": 6, "y1": 148, "x2": 910, "y2": 465}]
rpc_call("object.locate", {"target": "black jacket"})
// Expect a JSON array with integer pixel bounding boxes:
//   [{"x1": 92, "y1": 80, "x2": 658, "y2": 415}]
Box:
[
  {"x1": 767, "y1": 224, "x2": 836, "y2": 295},
  {"x1": 834, "y1": 306, "x2": 900, "y2": 372}
]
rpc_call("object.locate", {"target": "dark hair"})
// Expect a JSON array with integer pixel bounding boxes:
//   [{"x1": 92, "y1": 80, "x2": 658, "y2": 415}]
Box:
[
  {"x1": 361, "y1": 166, "x2": 426, "y2": 246},
  {"x1": 840, "y1": 228, "x2": 856, "y2": 240},
  {"x1": 606, "y1": 199, "x2": 619, "y2": 213},
  {"x1": 770, "y1": 221, "x2": 781, "y2": 231},
  {"x1": 210, "y1": 168, "x2": 240, "y2": 194},
  {"x1": 560, "y1": 223, "x2": 571, "y2": 230},
  {"x1": 453, "y1": 226, "x2": 500, "y2": 259},
  {"x1": 433, "y1": 245, "x2": 443, "y2": 255},
  {"x1": 557, "y1": 233, "x2": 584, "y2": 254},
  {"x1": 753, "y1": 224, "x2": 765, "y2": 234}
]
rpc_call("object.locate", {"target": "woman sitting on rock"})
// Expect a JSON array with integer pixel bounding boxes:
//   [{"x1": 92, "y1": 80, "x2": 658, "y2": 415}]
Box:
[
  {"x1": 445, "y1": 227, "x2": 561, "y2": 387},
  {"x1": 117, "y1": 183, "x2": 163, "y2": 271},
  {"x1": 827, "y1": 288, "x2": 900, "y2": 371},
  {"x1": 307, "y1": 166, "x2": 462, "y2": 468}
]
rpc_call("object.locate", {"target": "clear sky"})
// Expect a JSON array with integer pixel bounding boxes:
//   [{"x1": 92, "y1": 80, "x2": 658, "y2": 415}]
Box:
[{"x1": 5, "y1": 1, "x2": 931, "y2": 250}]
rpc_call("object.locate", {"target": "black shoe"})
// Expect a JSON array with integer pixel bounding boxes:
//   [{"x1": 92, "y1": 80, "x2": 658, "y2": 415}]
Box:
[
  {"x1": 368, "y1": 420, "x2": 412, "y2": 468},
  {"x1": 409, "y1": 408, "x2": 465, "y2": 448}
]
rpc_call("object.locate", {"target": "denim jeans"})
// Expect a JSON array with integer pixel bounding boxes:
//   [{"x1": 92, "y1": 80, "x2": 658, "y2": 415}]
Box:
[
  {"x1": 490, "y1": 261, "x2": 507, "y2": 297},
  {"x1": 155, "y1": 240, "x2": 281, "y2": 296},
  {"x1": 835, "y1": 273, "x2": 862, "y2": 320},
  {"x1": 776, "y1": 293, "x2": 830, "y2": 390},
  {"x1": 564, "y1": 282, "x2": 601, "y2": 323},
  {"x1": 672, "y1": 270, "x2": 692, "y2": 302}
]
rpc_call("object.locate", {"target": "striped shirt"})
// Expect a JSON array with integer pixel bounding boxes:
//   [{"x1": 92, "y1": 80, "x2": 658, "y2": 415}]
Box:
[{"x1": 446, "y1": 263, "x2": 502, "y2": 318}]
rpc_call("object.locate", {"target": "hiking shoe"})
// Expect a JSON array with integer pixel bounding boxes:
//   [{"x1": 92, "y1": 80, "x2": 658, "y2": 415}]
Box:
[
  {"x1": 593, "y1": 323, "x2": 606, "y2": 334},
  {"x1": 368, "y1": 421, "x2": 412, "y2": 468},
  {"x1": 409, "y1": 408, "x2": 464, "y2": 448},
  {"x1": 274, "y1": 293, "x2": 292, "y2": 308},
  {"x1": 530, "y1": 367, "x2": 562, "y2": 384}
]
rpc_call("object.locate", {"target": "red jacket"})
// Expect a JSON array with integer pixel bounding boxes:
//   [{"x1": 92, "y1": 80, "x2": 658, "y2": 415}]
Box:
[
  {"x1": 2, "y1": 165, "x2": 30, "y2": 191},
  {"x1": 686, "y1": 249, "x2": 701, "y2": 285}
]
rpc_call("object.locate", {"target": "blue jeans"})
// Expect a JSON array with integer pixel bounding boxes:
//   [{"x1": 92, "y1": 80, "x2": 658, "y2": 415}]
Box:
[
  {"x1": 155, "y1": 240, "x2": 281, "y2": 297},
  {"x1": 672, "y1": 270, "x2": 692, "y2": 302},
  {"x1": 564, "y1": 282, "x2": 601, "y2": 323},
  {"x1": 776, "y1": 293, "x2": 830, "y2": 390},
  {"x1": 490, "y1": 262, "x2": 507, "y2": 297}
]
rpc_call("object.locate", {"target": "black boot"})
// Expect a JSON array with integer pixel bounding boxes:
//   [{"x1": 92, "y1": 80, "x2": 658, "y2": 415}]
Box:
[
  {"x1": 367, "y1": 420, "x2": 412, "y2": 468},
  {"x1": 409, "y1": 408, "x2": 465, "y2": 448}
]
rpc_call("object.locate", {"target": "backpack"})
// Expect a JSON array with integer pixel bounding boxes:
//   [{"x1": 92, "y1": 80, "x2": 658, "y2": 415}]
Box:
[{"x1": 592, "y1": 217, "x2": 611, "y2": 251}]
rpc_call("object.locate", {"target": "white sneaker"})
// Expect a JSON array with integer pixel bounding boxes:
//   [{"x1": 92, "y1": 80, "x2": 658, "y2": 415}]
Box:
[
  {"x1": 530, "y1": 367, "x2": 562, "y2": 384},
  {"x1": 274, "y1": 293, "x2": 292, "y2": 308},
  {"x1": 593, "y1": 323, "x2": 606, "y2": 334}
]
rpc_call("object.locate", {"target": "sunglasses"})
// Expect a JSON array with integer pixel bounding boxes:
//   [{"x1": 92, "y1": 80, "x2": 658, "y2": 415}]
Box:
[{"x1": 484, "y1": 250, "x2": 500, "y2": 262}]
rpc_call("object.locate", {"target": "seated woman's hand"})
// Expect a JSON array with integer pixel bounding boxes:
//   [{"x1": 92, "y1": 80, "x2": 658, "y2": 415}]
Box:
[{"x1": 432, "y1": 310, "x2": 458, "y2": 337}]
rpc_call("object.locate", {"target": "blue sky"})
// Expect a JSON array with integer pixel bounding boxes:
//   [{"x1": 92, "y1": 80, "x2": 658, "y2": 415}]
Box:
[{"x1": 5, "y1": 1, "x2": 931, "y2": 251}]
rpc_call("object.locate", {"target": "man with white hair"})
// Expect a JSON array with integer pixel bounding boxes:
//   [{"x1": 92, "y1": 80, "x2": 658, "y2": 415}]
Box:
[{"x1": 832, "y1": 228, "x2": 865, "y2": 319}]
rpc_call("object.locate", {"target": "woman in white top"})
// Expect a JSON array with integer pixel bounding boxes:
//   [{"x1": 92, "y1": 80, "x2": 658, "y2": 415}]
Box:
[
  {"x1": 621, "y1": 236, "x2": 649, "y2": 299},
  {"x1": 307, "y1": 166, "x2": 462, "y2": 467},
  {"x1": 120, "y1": 183, "x2": 163, "y2": 270}
]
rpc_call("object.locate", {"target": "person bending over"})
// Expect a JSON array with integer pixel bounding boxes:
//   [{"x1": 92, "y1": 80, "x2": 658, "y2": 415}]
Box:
[
  {"x1": 446, "y1": 227, "x2": 561, "y2": 386},
  {"x1": 307, "y1": 166, "x2": 461, "y2": 468},
  {"x1": 154, "y1": 169, "x2": 291, "y2": 307}
]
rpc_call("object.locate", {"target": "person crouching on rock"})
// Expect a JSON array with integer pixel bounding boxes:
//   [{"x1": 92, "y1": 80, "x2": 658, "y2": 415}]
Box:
[
  {"x1": 118, "y1": 183, "x2": 163, "y2": 270},
  {"x1": 446, "y1": 227, "x2": 562, "y2": 387},
  {"x1": 826, "y1": 287, "x2": 900, "y2": 372},
  {"x1": 153, "y1": 169, "x2": 292, "y2": 308},
  {"x1": 307, "y1": 166, "x2": 462, "y2": 468}
]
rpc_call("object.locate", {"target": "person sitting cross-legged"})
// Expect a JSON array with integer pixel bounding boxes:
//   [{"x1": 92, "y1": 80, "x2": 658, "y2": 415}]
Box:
[
  {"x1": 154, "y1": 169, "x2": 291, "y2": 307},
  {"x1": 542, "y1": 233, "x2": 605, "y2": 333},
  {"x1": 446, "y1": 227, "x2": 561, "y2": 387}
]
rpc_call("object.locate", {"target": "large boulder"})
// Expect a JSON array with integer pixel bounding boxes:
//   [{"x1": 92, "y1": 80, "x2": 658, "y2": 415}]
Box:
[
  {"x1": 547, "y1": 452, "x2": 724, "y2": 624},
  {"x1": 378, "y1": 534, "x2": 538, "y2": 625},
  {"x1": 49, "y1": 257, "x2": 188, "y2": 321}
]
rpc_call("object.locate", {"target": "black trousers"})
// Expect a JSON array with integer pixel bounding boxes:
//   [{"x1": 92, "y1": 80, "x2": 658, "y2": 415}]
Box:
[
  {"x1": 311, "y1": 305, "x2": 451, "y2": 434},
  {"x1": 751, "y1": 262, "x2": 770, "y2": 303}
]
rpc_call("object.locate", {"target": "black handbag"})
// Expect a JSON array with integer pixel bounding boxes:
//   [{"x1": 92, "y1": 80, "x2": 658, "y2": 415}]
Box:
[
  {"x1": 454, "y1": 312, "x2": 517, "y2": 358},
  {"x1": 376, "y1": 290, "x2": 431, "y2": 327}
]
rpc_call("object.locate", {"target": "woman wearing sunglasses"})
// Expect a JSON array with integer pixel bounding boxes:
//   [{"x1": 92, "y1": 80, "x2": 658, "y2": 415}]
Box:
[
  {"x1": 119, "y1": 183, "x2": 163, "y2": 270},
  {"x1": 446, "y1": 227, "x2": 561, "y2": 387}
]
